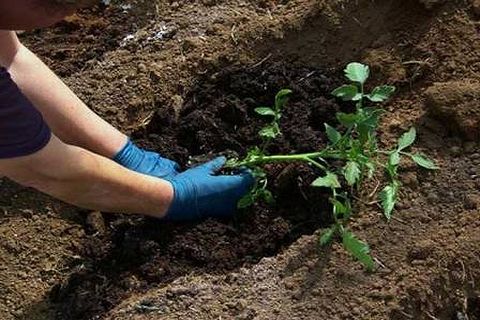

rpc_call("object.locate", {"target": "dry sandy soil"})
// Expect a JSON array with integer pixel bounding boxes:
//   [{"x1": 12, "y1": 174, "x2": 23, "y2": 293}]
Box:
[{"x1": 1, "y1": 0, "x2": 480, "y2": 319}]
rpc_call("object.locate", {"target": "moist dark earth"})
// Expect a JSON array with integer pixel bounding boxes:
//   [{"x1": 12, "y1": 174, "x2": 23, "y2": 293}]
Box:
[
  {"x1": 1, "y1": 0, "x2": 480, "y2": 320},
  {"x1": 51, "y1": 62, "x2": 344, "y2": 320}
]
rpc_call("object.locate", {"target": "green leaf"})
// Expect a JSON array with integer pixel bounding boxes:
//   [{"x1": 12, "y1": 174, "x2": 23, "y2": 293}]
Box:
[
  {"x1": 255, "y1": 107, "x2": 275, "y2": 116},
  {"x1": 246, "y1": 146, "x2": 263, "y2": 158},
  {"x1": 356, "y1": 109, "x2": 383, "y2": 146},
  {"x1": 312, "y1": 172, "x2": 341, "y2": 189},
  {"x1": 331, "y1": 198, "x2": 352, "y2": 219},
  {"x1": 366, "y1": 162, "x2": 376, "y2": 179},
  {"x1": 398, "y1": 128, "x2": 416, "y2": 151},
  {"x1": 389, "y1": 151, "x2": 400, "y2": 166},
  {"x1": 332, "y1": 84, "x2": 359, "y2": 101},
  {"x1": 344, "y1": 161, "x2": 361, "y2": 186},
  {"x1": 352, "y1": 93, "x2": 363, "y2": 101},
  {"x1": 259, "y1": 127, "x2": 276, "y2": 139},
  {"x1": 342, "y1": 230, "x2": 375, "y2": 271},
  {"x1": 360, "y1": 108, "x2": 384, "y2": 128},
  {"x1": 251, "y1": 167, "x2": 267, "y2": 179},
  {"x1": 325, "y1": 123, "x2": 342, "y2": 144},
  {"x1": 379, "y1": 183, "x2": 399, "y2": 220},
  {"x1": 259, "y1": 124, "x2": 280, "y2": 139},
  {"x1": 259, "y1": 189, "x2": 275, "y2": 205},
  {"x1": 344, "y1": 62, "x2": 370, "y2": 84},
  {"x1": 238, "y1": 193, "x2": 255, "y2": 209},
  {"x1": 367, "y1": 85, "x2": 396, "y2": 102},
  {"x1": 319, "y1": 227, "x2": 335, "y2": 246},
  {"x1": 225, "y1": 158, "x2": 240, "y2": 168},
  {"x1": 337, "y1": 112, "x2": 361, "y2": 127},
  {"x1": 275, "y1": 89, "x2": 292, "y2": 110},
  {"x1": 411, "y1": 154, "x2": 439, "y2": 170}
]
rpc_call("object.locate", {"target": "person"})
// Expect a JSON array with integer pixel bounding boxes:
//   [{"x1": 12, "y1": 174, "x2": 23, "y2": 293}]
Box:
[{"x1": 0, "y1": 0, "x2": 254, "y2": 220}]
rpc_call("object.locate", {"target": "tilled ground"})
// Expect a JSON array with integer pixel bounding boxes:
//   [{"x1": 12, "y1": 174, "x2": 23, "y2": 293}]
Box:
[
  {"x1": 1, "y1": 0, "x2": 480, "y2": 319},
  {"x1": 48, "y1": 63, "x2": 347, "y2": 320}
]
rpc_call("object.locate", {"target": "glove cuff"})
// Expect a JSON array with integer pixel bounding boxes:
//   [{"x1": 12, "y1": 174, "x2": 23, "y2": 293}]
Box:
[
  {"x1": 163, "y1": 179, "x2": 200, "y2": 221},
  {"x1": 113, "y1": 139, "x2": 142, "y2": 167}
]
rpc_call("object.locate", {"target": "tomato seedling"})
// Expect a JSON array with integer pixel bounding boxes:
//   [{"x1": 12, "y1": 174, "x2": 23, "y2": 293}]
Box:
[{"x1": 228, "y1": 62, "x2": 438, "y2": 270}]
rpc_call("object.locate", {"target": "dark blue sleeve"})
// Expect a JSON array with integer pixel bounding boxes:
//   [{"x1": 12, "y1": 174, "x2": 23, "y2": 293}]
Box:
[{"x1": 0, "y1": 67, "x2": 51, "y2": 159}]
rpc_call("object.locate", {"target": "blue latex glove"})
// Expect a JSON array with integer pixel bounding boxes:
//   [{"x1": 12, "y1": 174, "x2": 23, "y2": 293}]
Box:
[
  {"x1": 165, "y1": 157, "x2": 254, "y2": 221},
  {"x1": 113, "y1": 139, "x2": 180, "y2": 180}
]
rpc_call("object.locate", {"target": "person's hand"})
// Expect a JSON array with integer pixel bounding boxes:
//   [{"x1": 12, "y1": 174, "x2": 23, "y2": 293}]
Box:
[
  {"x1": 113, "y1": 139, "x2": 180, "y2": 180},
  {"x1": 165, "y1": 157, "x2": 254, "y2": 221}
]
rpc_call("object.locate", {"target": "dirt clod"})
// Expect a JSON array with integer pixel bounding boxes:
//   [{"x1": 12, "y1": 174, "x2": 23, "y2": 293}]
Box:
[
  {"x1": 419, "y1": 0, "x2": 445, "y2": 9},
  {"x1": 464, "y1": 194, "x2": 480, "y2": 210},
  {"x1": 401, "y1": 172, "x2": 419, "y2": 187},
  {"x1": 473, "y1": 0, "x2": 480, "y2": 15},
  {"x1": 363, "y1": 49, "x2": 407, "y2": 84},
  {"x1": 85, "y1": 211, "x2": 106, "y2": 235},
  {"x1": 425, "y1": 80, "x2": 480, "y2": 140}
]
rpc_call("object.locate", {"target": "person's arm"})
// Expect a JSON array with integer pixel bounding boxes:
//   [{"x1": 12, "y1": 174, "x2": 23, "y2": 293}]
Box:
[
  {"x1": 0, "y1": 134, "x2": 174, "y2": 217},
  {"x1": 0, "y1": 135, "x2": 254, "y2": 220},
  {"x1": 0, "y1": 31, "x2": 181, "y2": 180},
  {"x1": 0, "y1": 30, "x2": 127, "y2": 159}
]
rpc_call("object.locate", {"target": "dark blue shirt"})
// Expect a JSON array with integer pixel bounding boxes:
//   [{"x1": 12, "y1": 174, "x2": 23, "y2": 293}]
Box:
[{"x1": 0, "y1": 67, "x2": 51, "y2": 158}]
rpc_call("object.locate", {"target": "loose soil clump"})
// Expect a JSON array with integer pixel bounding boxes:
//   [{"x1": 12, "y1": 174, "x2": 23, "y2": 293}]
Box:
[{"x1": 425, "y1": 80, "x2": 480, "y2": 140}]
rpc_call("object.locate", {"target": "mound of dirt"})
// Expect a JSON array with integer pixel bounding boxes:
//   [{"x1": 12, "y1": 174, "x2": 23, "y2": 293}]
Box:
[{"x1": 425, "y1": 80, "x2": 480, "y2": 140}]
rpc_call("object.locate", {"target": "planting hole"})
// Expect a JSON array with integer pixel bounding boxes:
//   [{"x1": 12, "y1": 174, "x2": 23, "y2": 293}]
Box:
[{"x1": 50, "y1": 61, "x2": 347, "y2": 319}]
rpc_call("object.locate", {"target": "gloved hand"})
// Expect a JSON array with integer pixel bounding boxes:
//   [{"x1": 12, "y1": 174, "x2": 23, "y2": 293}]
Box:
[
  {"x1": 165, "y1": 157, "x2": 254, "y2": 221},
  {"x1": 113, "y1": 139, "x2": 180, "y2": 180}
]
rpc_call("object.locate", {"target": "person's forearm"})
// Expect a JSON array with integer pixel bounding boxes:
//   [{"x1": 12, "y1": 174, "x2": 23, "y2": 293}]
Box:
[
  {"x1": 1, "y1": 32, "x2": 127, "y2": 158},
  {"x1": 0, "y1": 136, "x2": 173, "y2": 217}
]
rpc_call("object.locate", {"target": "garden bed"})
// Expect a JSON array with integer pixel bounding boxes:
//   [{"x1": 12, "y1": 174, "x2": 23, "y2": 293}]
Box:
[{"x1": 1, "y1": 0, "x2": 480, "y2": 319}]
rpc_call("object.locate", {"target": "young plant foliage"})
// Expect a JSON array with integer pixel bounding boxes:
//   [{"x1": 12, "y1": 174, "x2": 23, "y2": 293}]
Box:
[
  {"x1": 228, "y1": 62, "x2": 438, "y2": 270},
  {"x1": 342, "y1": 230, "x2": 375, "y2": 271},
  {"x1": 344, "y1": 62, "x2": 370, "y2": 84}
]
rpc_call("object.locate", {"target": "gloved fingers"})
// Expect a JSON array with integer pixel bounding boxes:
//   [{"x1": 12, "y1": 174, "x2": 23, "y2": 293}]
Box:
[
  {"x1": 240, "y1": 170, "x2": 255, "y2": 191},
  {"x1": 221, "y1": 171, "x2": 255, "y2": 195},
  {"x1": 238, "y1": 169, "x2": 255, "y2": 189},
  {"x1": 237, "y1": 166, "x2": 253, "y2": 176},
  {"x1": 197, "y1": 156, "x2": 227, "y2": 174}
]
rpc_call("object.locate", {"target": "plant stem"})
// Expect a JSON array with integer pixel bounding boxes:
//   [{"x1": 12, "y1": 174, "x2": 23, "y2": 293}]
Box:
[
  {"x1": 305, "y1": 158, "x2": 327, "y2": 171},
  {"x1": 234, "y1": 150, "x2": 341, "y2": 168}
]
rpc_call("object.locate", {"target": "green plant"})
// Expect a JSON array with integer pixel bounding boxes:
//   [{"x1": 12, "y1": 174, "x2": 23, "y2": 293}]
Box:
[{"x1": 228, "y1": 62, "x2": 438, "y2": 270}]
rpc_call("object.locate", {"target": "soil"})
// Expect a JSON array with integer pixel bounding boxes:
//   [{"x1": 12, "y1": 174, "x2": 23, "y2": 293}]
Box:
[{"x1": 1, "y1": 0, "x2": 480, "y2": 320}]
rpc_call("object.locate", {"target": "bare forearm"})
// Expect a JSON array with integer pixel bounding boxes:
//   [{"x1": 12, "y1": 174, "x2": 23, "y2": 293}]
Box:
[
  {"x1": 2, "y1": 32, "x2": 126, "y2": 158},
  {"x1": 0, "y1": 136, "x2": 173, "y2": 217}
]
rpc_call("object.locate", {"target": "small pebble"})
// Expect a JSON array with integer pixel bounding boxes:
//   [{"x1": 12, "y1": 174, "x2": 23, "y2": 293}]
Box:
[
  {"x1": 85, "y1": 211, "x2": 106, "y2": 235},
  {"x1": 396, "y1": 200, "x2": 411, "y2": 210},
  {"x1": 401, "y1": 172, "x2": 419, "y2": 187},
  {"x1": 475, "y1": 180, "x2": 480, "y2": 190},
  {"x1": 464, "y1": 194, "x2": 480, "y2": 209},
  {"x1": 427, "y1": 192, "x2": 439, "y2": 203},
  {"x1": 137, "y1": 63, "x2": 147, "y2": 73}
]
